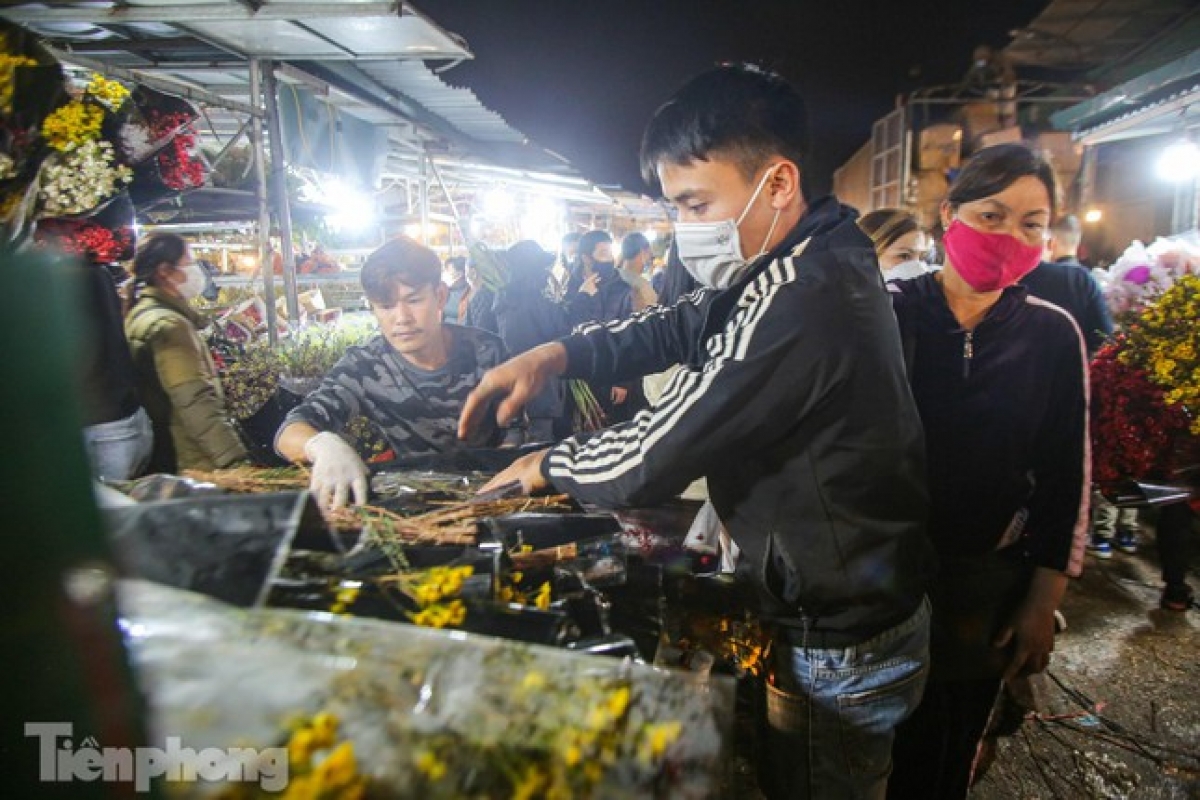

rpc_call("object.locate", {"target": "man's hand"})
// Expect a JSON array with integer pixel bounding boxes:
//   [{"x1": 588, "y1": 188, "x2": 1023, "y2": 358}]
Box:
[
  {"x1": 478, "y1": 449, "x2": 550, "y2": 496},
  {"x1": 304, "y1": 432, "x2": 369, "y2": 511},
  {"x1": 579, "y1": 273, "x2": 600, "y2": 297},
  {"x1": 611, "y1": 386, "x2": 628, "y2": 405},
  {"x1": 459, "y1": 343, "x2": 568, "y2": 443}
]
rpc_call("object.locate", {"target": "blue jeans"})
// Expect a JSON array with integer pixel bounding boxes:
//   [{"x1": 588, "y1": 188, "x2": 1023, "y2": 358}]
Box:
[
  {"x1": 764, "y1": 599, "x2": 930, "y2": 799},
  {"x1": 82, "y1": 407, "x2": 153, "y2": 481}
]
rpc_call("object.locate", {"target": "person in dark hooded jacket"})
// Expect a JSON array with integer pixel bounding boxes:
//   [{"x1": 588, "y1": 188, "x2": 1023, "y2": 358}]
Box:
[
  {"x1": 565, "y1": 230, "x2": 640, "y2": 422},
  {"x1": 493, "y1": 240, "x2": 571, "y2": 443}
]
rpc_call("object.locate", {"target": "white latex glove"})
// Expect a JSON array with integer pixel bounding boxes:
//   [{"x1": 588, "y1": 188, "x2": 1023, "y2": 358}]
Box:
[{"x1": 304, "y1": 432, "x2": 369, "y2": 510}]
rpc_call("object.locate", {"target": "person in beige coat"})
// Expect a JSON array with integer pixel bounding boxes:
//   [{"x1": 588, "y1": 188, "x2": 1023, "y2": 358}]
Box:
[{"x1": 125, "y1": 232, "x2": 247, "y2": 473}]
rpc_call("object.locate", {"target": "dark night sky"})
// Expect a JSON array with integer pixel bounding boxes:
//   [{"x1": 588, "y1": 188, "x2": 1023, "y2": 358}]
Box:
[{"x1": 421, "y1": 0, "x2": 1050, "y2": 194}]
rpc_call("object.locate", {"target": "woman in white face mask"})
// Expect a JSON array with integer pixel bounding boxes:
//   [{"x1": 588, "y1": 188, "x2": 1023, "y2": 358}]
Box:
[
  {"x1": 859, "y1": 208, "x2": 932, "y2": 281},
  {"x1": 124, "y1": 232, "x2": 248, "y2": 473}
]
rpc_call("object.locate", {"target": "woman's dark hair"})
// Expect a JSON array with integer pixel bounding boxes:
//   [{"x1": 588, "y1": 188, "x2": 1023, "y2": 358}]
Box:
[
  {"x1": 361, "y1": 235, "x2": 442, "y2": 305},
  {"x1": 640, "y1": 63, "x2": 810, "y2": 190},
  {"x1": 125, "y1": 232, "x2": 187, "y2": 313},
  {"x1": 858, "y1": 208, "x2": 921, "y2": 255},
  {"x1": 619, "y1": 232, "x2": 651, "y2": 264},
  {"x1": 947, "y1": 143, "x2": 1059, "y2": 218}
]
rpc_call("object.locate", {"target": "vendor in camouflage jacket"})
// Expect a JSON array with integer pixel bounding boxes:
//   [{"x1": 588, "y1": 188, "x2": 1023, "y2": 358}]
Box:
[{"x1": 276, "y1": 236, "x2": 506, "y2": 510}]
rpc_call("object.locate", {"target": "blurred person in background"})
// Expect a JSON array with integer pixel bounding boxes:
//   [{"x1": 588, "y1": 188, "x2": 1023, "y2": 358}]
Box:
[
  {"x1": 443, "y1": 255, "x2": 468, "y2": 324},
  {"x1": 616, "y1": 231, "x2": 659, "y2": 311},
  {"x1": 859, "y1": 207, "x2": 932, "y2": 281},
  {"x1": 125, "y1": 232, "x2": 247, "y2": 474}
]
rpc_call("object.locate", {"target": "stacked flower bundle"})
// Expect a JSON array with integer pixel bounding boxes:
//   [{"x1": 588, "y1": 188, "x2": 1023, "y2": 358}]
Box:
[
  {"x1": 35, "y1": 73, "x2": 133, "y2": 218},
  {"x1": 1090, "y1": 237, "x2": 1200, "y2": 494},
  {"x1": 120, "y1": 85, "x2": 207, "y2": 201}
]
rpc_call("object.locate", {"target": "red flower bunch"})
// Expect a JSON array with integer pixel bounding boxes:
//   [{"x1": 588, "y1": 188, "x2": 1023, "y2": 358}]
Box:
[
  {"x1": 147, "y1": 110, "x2": 204, "y2": 190},
  {"x1": 1090, "y1": 339, "x2": 1193, "y2": 486},
  {"x1": 35, "y1": 219, "x2": 133, "y2": 263}
]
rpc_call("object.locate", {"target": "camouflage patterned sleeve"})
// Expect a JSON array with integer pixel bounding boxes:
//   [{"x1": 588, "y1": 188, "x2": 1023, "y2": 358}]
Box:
[{"x1": 278, "y1": 347, "x2": 369, "y2": 437}]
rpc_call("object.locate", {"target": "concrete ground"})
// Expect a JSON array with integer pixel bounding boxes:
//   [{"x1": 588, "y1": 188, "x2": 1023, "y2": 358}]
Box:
[{"x1": 972, "y1": 520, "x2": 1200, "y2": 799}]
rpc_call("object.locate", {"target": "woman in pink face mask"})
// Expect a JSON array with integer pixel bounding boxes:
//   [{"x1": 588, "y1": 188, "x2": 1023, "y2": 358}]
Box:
[{"x1": 887, "y1": 144, "x2": 1090, "y2": 800}]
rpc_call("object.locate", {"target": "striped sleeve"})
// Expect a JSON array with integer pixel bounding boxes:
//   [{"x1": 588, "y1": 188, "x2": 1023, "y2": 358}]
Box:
[
  {"x1": 1024, "y1": 296, "x2": 1091, "y2": 577},
  {"x1": 542, "y1": 256, "x2": 843, "y2": 508}
]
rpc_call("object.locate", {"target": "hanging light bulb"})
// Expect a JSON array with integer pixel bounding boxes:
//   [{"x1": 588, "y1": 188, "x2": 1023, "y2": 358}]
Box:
[{"x1": 1156, "y1": 135, "x2": 1200, "y2": 182}]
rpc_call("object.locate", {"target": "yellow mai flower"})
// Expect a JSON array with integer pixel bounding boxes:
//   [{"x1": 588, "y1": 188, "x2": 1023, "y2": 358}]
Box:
[
  {"x1": 280, "y1": 773, "x2": 318, "y2": 800},
  {"x1": 41, "y1": 101, "x2": 103, "y2": 152},
  {"x1": 535, "y1": 581, "x2": 552, "y2": 610},
  {"x1": 85, "y1": 74, "x2": 129, "y2": 110},
  {"x1": 312, "y1": 742, "x2": 359, "y2": 790},
  {"x1": 512, "y1": 764, "x2": 547, "y2": 800},
  {"x1": 638, "y1": 721, "x2": 683, "y2": 764},
  {"x1": 310, "y1": 712, "x2": 338, "y2": 747},
  {"x1": 605, "y1": 686, "x2": 631, "y2": 719},
  {"x1": 287, "y1": 728, "x2": 317, "y2": 770},
  {"x1": 0, "y1": 53, "x2": 37, "y2": 113},
  {"x1": 521, "y1": 670, "x2": 547, "y2": 691},
  {"x1": 415, "y1": 750, "x2": 447, "y2": 782}
]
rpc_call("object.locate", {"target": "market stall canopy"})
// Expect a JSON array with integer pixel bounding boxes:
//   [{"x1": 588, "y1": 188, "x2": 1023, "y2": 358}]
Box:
[
  {"x1": 1004, "y1": 0, "x2": 1198, "y2": 73},
  {"x1": 0, "y1": 1, "x2": 618, "y2": 200},
  {"x1": 1051, "y1": 50, "x2": 1200, "y2": 145}
]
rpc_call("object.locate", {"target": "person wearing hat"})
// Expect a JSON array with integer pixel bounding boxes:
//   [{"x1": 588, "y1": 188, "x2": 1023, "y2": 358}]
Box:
[{"x1": 493, "y1": 240, "x2": 573, "y2": 443}]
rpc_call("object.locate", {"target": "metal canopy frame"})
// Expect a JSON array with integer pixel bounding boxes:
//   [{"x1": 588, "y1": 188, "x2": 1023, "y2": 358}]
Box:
[{"x1": 2, "y1": 1, "x2": 651, "y2": 342}]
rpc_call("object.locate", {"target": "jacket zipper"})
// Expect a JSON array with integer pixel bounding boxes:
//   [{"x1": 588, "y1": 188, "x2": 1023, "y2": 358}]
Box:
[{"x1": 962, "y1": 330, "x2": 974, "y2": 379}]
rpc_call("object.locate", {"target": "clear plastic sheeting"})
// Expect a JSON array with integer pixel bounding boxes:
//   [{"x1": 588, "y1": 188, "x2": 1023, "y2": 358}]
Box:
[{"x1": 119, "y1": 580, "x2": 736, "y2": 798}]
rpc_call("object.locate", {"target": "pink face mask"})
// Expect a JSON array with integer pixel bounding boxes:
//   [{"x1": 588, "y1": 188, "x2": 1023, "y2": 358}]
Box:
[{"x1": 942, "y1": 219, "x2": 1043, "y2": 292}]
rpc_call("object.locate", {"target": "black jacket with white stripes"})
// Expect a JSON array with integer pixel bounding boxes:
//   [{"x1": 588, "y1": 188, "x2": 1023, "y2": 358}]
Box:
[{"x1": 541, "y1": 197, "x2": 934, "y2": 640}]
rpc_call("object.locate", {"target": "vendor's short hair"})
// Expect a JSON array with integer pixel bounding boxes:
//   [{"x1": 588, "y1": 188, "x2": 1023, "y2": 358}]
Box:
[
  {"x1": 578, "y1": 229, "x2": 612, "y2": 261},
  {"x1": 361, "y1": 236, "x2": 442, "y2": 303},
  {"x1": 640, "y1": 63, "x2": 810, "y2": 190}
]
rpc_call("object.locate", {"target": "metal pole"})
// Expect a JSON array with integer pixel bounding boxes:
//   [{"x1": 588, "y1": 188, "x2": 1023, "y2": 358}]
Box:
[
  {"x1": 248, "y1": 58, "x2": 278, "y2": 346},
  {"x1": 262, "y1": 60, "x2": 301, "y2": 325},
  {"x1": 419, "y1": 150, "x2": 430, "y2": 245}
]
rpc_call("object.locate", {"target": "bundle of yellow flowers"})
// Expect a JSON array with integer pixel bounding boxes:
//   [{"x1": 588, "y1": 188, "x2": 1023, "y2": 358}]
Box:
[
  {"x1": 1120, "y1": 273, "x2": 1200, "y2": 433},
  {"x1": 1091, "y1": 269, "x2": 1200, "y2": 488}
]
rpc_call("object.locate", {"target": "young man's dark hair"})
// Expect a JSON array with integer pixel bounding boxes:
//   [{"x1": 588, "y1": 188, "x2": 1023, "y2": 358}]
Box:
[
  {"x1": 576, "y1": 229, "x2": 612, "y2": 262},
  {"x1": 360, "y1": 236, "x2": 442, "y2": 305},
  {"x1": 640, "y1": 63, "x2": 810, "y2": 188},
  {"x1": 444, "y1": 255, "x2": 467, "y2": 278}
]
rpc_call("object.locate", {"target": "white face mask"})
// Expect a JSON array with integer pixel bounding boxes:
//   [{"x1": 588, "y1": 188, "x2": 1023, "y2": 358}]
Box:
[
  {"x1": 673, "y1": 164, "x2": 783, "y2": 289},
  {"x1": 883, "y1": 259, "x2": 930, "y2": 281},
  {"x1": 176, "y1": 261, "x2": 207, "y2": 300}
]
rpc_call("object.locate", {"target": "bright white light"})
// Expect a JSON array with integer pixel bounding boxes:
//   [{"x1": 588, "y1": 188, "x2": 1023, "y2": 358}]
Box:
[
  {"x1": 1156, "y1": 138, "x2": 1200, "y2": 183},
  {"x1": 519, "y1": 196, "x2": 563, "y2": 249},
  {"x1": 644, "y1": 228, "x2": 658, "y2": 244},
  {"x1": 403, "y1": 223, "x2": 423, "y2": 240},
  {"x1": 322, "y1": 179, "x2": 377, "y2": 233},
  {"x1": 1084, "y1": 208, "x2": 1103, "y2": 223},
  {"x1": 482, "y1": 187, "x2": 516, "y2": 219}
]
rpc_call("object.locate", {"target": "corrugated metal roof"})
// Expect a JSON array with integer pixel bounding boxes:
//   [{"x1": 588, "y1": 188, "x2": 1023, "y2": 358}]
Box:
[
  {"x1": 1, "y1": 0, "x2": 581, "y2": 179},
  {"x1": 1052, "y1": 49, "x2": 1200, "y2": 143},
  {"x1": 357, "y1": 61, "x2": 524, "y2": 145}
]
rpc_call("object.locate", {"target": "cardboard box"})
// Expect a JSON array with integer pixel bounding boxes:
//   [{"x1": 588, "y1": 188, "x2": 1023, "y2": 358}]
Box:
[
  {"x1": 978, "y1": 126, "x2": 1023, "y2": 150},
  {"x1": 918, "y1": 124, "x2": 963, "y2": 172}
]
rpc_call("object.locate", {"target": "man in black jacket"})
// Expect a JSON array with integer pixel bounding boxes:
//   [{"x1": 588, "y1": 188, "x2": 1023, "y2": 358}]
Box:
[
  {"x1": 460, "y1": 64, "x2": 933, "y2": 799},
  {"x1": 1019, "y1": 214, "x2": 1113, "y2": 355}
]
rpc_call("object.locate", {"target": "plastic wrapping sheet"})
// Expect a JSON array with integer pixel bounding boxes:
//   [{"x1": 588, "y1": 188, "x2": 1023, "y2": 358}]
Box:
[{"x1": 119, "y1": 580, "x2": 735, "y2": 798}]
